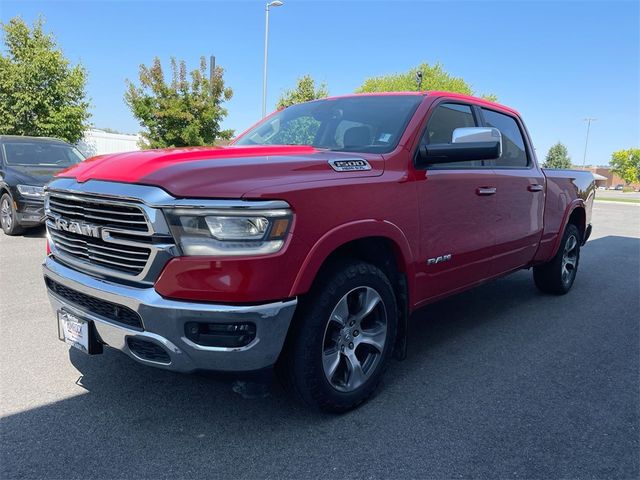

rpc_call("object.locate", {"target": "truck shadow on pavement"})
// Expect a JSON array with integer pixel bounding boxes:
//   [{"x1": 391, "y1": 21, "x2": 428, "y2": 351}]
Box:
[{"x1": 1, "y1": 235, "x2": 638, "y2": 479}]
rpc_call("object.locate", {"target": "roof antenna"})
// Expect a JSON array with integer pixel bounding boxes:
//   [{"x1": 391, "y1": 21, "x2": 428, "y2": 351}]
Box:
[{"x1": 415, "y1": 70, "x2": 423, "y2": 90}]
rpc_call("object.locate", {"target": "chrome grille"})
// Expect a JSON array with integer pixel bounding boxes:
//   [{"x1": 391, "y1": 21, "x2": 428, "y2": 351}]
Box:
[
  {"x1": 47, "y1": 193, "x2": 150, "y2": 232},
  {"x1": 49, "y1": 228, "x2": 150, "y2": 275},
  {"x1": 46, "y1": 190, "x2": 154, "y2": 278}
]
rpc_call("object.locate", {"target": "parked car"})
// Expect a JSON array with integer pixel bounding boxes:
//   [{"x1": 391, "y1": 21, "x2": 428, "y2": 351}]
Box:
[
  {"x1": 42, "y1": 92, "x2": 594, "y2": 412},
  {"x1": 0, "y1": 136, "x2": 85, "y2": 235},
  {"x1": 615, "y1": 184, "x2": 624, "y2": 190},
  {"x1": 597, "y1": 186, "x2": 607, "y2": 190}
]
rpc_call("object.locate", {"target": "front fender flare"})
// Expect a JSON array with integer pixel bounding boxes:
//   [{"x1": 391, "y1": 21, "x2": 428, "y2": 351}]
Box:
[{"x1": 289, "y1": 219, "x2": 415, "y2": 301}]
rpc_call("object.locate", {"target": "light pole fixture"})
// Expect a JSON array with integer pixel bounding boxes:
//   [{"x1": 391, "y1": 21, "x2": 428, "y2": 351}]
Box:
[
  {"x1": 582, "y1": 117, "x2": 597, "y2": 167},
  {"x1": 262, "y1": 0, "x2": 284, "y2": 118}
]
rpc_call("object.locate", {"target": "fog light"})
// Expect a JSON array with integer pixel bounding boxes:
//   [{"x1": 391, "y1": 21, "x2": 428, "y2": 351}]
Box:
[{"x1": 185, "y1": 322, "x2": 256, "y2": 348}]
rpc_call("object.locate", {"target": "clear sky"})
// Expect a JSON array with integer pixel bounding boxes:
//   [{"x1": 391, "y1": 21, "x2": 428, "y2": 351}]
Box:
[{"x1": 1, "y1": 0, "x2": 638, "y2": 165}]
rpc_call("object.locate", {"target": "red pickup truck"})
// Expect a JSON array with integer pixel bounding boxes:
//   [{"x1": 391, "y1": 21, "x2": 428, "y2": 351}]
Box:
[{"x1": 43, "y1": 92, "x2": 594, "y2": 412}]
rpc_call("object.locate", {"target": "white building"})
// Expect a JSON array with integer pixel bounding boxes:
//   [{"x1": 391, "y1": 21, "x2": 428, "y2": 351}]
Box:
[{"x1": 77, "y1": 129, "x2": 141, "y2": 157}]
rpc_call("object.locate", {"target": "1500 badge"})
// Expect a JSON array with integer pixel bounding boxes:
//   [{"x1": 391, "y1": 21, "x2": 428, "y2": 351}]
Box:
[{"x1": 329, "y1": 158, "x2": 372, "y2": 172}]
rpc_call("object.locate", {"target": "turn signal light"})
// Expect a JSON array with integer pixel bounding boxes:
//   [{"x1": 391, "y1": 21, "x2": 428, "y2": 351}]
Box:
[{"x1": 269, "y1": 218, "x2": 290, "y2": 239}]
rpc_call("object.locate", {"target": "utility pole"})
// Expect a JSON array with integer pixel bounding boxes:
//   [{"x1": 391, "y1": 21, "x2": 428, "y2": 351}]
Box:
[
  {"x1": 582, "y1": 117, "x2": 597, "y2": 167},
  {"x1": 209, "y1": 55, "x2": 216, "y2": 94},
  {"x1": 262, "y1": 1, "x2": 284, "y2": 118}
]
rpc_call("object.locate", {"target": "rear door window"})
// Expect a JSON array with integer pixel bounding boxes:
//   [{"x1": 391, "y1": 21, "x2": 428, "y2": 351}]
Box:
[{"x1": 481, "y1": 108, "x2": 529, "y2": 168}]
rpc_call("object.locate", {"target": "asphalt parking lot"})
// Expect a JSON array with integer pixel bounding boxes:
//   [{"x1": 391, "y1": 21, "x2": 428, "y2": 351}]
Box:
[{"x1": 1, "y1": 201, "x2": 639, "y2": 479}]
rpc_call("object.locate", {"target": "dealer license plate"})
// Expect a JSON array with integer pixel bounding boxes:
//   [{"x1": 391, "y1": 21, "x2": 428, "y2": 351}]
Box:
[{"x1": 58, "y1": 310, "x2": 89, "y2": 353}]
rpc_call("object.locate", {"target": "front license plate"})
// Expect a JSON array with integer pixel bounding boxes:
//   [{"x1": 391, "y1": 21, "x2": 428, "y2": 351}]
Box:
[{"x1": 58, "y1": 310, "x2": 89, "y2": 353}]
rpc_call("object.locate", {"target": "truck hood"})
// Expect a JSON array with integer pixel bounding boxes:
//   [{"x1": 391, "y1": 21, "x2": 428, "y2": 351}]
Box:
[{"x1": 57, "y1": 145, "x2": 383, "y2": 198}]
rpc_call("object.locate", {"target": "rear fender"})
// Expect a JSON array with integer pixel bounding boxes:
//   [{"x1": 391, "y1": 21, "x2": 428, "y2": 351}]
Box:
[{"x1": 548, "y1": 200, "x2": 586, "y2": 259}]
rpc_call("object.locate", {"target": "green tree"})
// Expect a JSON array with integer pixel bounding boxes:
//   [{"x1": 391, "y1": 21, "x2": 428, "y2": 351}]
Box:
[
  {"x1": 610, "y1": 148, "x2": 640, "y2": 185},
  {"x1": 272, "y1": 75, "x2": 328, "y2": 145},
  {"x1": 543, "y1": 142, "x2": 572, "y2": 169},
  {"x1": 276, "y1": 74, "x2": 328, "y2": 109},
  {"x1": 356, "y1": 62, "x2": 497, "y2": 101},
  {"x1": 0, "y1": 17, "x2": 90, "y2": 143},
  {"x1": 124, "y1": 56, "x2": 233, "y2": 149}
]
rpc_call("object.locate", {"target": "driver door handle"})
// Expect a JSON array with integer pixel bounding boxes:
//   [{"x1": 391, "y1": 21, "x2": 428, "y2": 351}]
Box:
[
  {"x1": 528, "y1": 184, "x2": 544, "y2": 192},
  {"x1": 476, "y1": 186, "x2": 497, "y2": 196}
]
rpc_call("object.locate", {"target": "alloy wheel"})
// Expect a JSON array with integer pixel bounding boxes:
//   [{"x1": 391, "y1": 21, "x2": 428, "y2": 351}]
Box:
[
  {"x1": 1, "y1": 198, "x2": 12, "y2": 230},
  {"x1": 321, "y1": 286, "x2": 387, "y2": 392},
  {"x1": 561, "y1": 234, "x2": 578, "y2": 285}
]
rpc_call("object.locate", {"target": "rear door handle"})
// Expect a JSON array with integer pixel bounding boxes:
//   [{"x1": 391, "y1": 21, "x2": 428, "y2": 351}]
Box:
[
  {"x1": 476, "y1": 186, "x2": 497, "y2": 196},
  {"x1": 527, "y1": 184, "x2": 544, "y2": 192}
]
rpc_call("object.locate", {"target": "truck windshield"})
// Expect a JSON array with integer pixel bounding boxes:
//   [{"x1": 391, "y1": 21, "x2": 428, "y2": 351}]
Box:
[
  {"x1": 234, "y1": 95, "x2": 423, "y2": 154},
  {"x1": 3, "y1": 141, "x2": 85, "y2": 167}
]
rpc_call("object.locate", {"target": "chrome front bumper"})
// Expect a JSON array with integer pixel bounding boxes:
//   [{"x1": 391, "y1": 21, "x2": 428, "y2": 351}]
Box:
[{"x1": 43, "y1": 256, "x2": 297, "y2": 373}]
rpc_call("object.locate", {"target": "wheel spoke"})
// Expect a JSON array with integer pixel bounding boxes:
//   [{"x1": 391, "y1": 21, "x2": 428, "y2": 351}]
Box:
[
  {"x1": 357, "y1": 325, "x2": 386, "y2": 353},
  {"x1": 565, "y1": 235, "x2": 577, "y2": 253},
  {"x1": 330, "y1": 295, "x2": 349, "y2": 326},
  {"x1": 353, "y1": 288, "x2": 381, "y2": 323},
  {"x1": 322, "y1": 348, "x2": 341, "y2": 380},
  {"x1": 345, "y1": 352, "x2": 366, "y2": 389}
]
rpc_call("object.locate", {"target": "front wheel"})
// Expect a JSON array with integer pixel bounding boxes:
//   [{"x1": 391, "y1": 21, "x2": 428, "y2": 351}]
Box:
[
  {"x1": 533, "y1": 223, "x2": 581, "y2": 295},
  {"x1": 280, "y1": 261, "x2": 397, "y2": 412},
  {"x1": 1, "y1": 194, "x2": 24, "y2": 236}
]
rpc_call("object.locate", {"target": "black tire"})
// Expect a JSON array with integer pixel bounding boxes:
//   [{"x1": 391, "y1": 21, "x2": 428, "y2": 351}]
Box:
[
  {"x1": 0, "y1": 193, "x2": 24, "y2": 236},
  {"x1": 533, "y1": 223, "x2": 581, "y2": 295},
  {"x1": 279, "y1": 261, "x2": 397, "y2": 413}
]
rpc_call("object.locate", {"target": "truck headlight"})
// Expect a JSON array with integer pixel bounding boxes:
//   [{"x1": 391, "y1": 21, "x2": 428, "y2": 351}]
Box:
[
  {"x1": 17, "y1": 185, "x2": 45, "y2": 198},
  {"x1": 164, "y1": 208, "x2": 292, "y2": 256},
  {"x1": 205, "y1": 216, "x2": 270, "y2": 240}
]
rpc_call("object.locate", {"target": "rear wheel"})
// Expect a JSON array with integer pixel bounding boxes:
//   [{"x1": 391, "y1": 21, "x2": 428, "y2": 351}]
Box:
[
  {"x1": 280, "y1": 261, "x2": 397, "y2": 412},
  {"x1": 533, "y1": 223, "x2": 581, "y2": 295},
  {"x1": 1, "y1": 194, "x2": 23, "y2": 236}
]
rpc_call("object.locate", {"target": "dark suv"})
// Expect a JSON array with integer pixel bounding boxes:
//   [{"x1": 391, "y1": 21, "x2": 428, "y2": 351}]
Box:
[{"x1": 0, "y1": 136, "x2": 85, "y2": 235}]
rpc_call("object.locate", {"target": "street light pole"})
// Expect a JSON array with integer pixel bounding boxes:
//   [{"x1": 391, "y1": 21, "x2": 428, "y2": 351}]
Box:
[
  {"x1": 262, "y1": 1, "x2": 284, "y2": 118},
  {"x1": 582, "y1": 117, "x2": 597, "y2": 167}
]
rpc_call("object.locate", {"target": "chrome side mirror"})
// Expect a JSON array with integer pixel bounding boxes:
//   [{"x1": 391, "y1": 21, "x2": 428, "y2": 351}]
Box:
[
  {"x1": 417, "y1": 127, "x2": 503, "y2": 166},
  {"x1": 452, "y1": 127, "x2": 502, "y2": 158}
]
